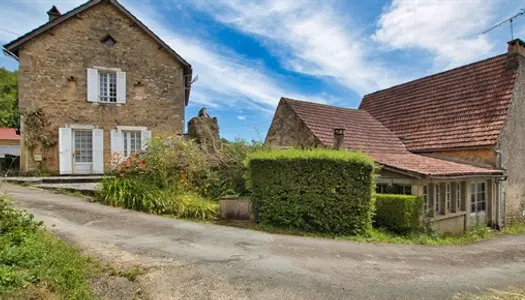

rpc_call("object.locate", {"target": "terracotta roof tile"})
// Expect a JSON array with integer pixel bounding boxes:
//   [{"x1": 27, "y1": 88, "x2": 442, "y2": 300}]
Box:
[
  {"x1": 281, "y1": 98, "x2": 504, "y2": 177},
  {"x1": 359, "y1": 54, "x2": 518, "y2": 151},
  {"x1": 0, "y1": 128, "x2": 20, "y2": 141}
]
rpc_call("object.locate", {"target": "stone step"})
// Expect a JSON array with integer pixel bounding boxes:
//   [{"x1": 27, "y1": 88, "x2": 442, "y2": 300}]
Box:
[{"x1": 2, "y1": 175, "x2": 108, "y2": 184}]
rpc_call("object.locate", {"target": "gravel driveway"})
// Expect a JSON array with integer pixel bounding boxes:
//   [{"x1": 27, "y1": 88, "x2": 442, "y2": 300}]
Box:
[{"x1": 3, "y1": 183, "x2": 525, "y2": 300}]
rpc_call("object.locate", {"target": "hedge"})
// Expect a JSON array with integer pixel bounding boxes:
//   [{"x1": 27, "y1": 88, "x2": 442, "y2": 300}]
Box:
[
  {"x1": 247, "y1": 148, "x2": 376, "y2": 235},
  {"x1": 374, "y1": 194, "x2": 423, "y2": 234}
]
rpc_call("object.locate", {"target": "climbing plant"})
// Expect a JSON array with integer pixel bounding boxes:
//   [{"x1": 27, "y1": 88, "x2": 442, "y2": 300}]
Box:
[{"x1": 23, "y1": 108, "x2": 57, "y2": 172}]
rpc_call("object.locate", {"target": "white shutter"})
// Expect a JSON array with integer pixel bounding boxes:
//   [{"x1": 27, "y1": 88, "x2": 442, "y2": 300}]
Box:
[
  {"x1": 141, "y1": 130, "x2": 151, "y2": 151},
  {"x1": 116, "y1": 71, "x2": 126, "y2": 104},
  {"x1": 110, "y1": 129, "x2": 124, "y2": 167},
  {"x1": 87, "y1": 68, "x2": 98, "y2": 102},
  {"x1": 92, "y1": 129, "x2": 104, "y2": 174},
  {"x1": 58, "y1": 127, "x2": 73, "y2": 174}
]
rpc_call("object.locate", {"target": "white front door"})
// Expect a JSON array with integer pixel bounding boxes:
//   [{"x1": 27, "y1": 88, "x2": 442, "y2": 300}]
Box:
[{"x1": 73, "y1": 130, "x2": 93, "y2": 174}]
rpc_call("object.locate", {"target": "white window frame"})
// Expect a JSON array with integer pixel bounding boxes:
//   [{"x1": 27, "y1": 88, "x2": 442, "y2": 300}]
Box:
[
  {"x1": 122, "y1": 130, "x2": 142, "y2": 158},
  {"x1": 446, "y1": 183, "x2": 451, "y2": 212},
  {"x1": 98, "y1": 71, "x2": 117, "y2": 103},
  {"x1": 423, "y1": 185, "x2": 428, "y2": 213},
  {"x1": 470, "y1": 182, "x2": 487, "y2": 216},
  {"x1": 456, "y1": 183, "x2": 462, "y2": 211},
  {"x1": 435, "y1": 184, "x2": 440, "y2": 215}
]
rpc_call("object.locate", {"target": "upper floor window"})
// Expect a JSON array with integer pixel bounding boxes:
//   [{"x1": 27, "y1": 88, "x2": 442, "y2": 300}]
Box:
[
  {"x1": 87, "y1": 68, "x2": 126, "y2": 104},
  {"x1": 99, "y1": 71, "x2": 117, "y2": 103}
]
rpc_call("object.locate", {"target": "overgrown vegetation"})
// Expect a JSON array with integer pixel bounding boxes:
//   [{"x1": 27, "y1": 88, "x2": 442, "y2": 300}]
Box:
[
  {"x1": 0, "y1": 68, "x2": 18, "y2": 128},
  {"x1": 374, "y1": 194, "x2": 423, "y2": 234},
  {"x1": 96, "y1": 136, "x2": 265, "y2": 220},
  {"x1": 23, "y1": 107, "x2": 57, "y2": 174},
  {"x1": 247, "y1": 148, "x2": 376, "y2": 235},
  {"x1": 0, "y1": 195, "x2": 95, "y2": 299}
]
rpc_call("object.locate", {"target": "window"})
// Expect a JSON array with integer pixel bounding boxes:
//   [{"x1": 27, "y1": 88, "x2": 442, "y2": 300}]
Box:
[
  {"x1": 456, "y1": 183, "x2": 462, "y2": 210},
  {"x1": 446, "y1": 183, "x2": 451, "y2": 212},
  {"x1": 470, "y1": 182, "x2": 487, "y2": 214},
  {"x1": 435, "y1": 184, "x2": 440, "y2": 215},
  {"x1": 123, "y1": 131, "x2": 142, "y2": 158},
  {"x1": 99, "y1": 71, "x2": 117, "y2": 102},
  {"x1": 74, "y1": 130, "x2": 93, "y2": 163},
  {"x1": 101, "y1": 35, "x2": 117, "y2": 47},
  {"x1": 423, "y1": 185, "x2": 428, "y2": 212},
  {"x1": 375, "y1": 183, "x2": 411, "y2": 195}
]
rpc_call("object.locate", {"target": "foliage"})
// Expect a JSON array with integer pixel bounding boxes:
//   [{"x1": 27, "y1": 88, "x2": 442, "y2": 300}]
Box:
[
  {"x1": 23, "y1": 107, "x2": 57, "y2": 171},
  {"x1": 0, "y1": 195, "x2": 95, "y2": 299},
  {"x1": 374, "y1": 194, "x2": 423, "y2": 234},
  {"x1": 95, "y1": 177, "x2": 218, "y2": 220},
  {"x1": 0, "y1": 68, "x2": 18, "y2": 128},
  {"x1": 247, "y1": 148, "x2": 376, "y2": 235}
]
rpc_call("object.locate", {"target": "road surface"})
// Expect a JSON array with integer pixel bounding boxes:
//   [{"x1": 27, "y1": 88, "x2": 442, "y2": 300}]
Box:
[{"x1": 3, "y1": 183, "x2": 525, "y2": 299}]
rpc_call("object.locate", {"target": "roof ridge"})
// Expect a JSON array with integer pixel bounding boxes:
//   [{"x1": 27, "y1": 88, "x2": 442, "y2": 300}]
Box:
[
  {"x1": 282, "y1": 97, "x2": 360, "y2": 112},
  {"x1": 362, "y1": 53, "x2": 507, "y2": 99}
]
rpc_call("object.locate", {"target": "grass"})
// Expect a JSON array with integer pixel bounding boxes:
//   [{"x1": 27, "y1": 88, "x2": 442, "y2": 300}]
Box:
[
  {"x1": 215, "y1": 220, "x2": 525, "y2": 246},
  {"x1": 454, "y1": 287, "x2": 525, "y2": 299}
]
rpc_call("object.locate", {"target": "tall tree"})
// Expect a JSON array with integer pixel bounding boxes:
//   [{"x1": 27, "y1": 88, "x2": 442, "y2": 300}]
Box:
[{"x1": 0, "y1": 68, "x2": 19, "y2": 128}]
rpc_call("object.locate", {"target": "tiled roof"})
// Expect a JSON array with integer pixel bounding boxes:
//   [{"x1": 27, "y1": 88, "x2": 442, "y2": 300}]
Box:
[
  {"x1": 359, "y1": 54, "x2": 518, "y2": 151},
  {"x1": 283, "y1": 98, "x2": 406, "y2": 154},
  {"x1": 281, "y1": 98, "x2": 504, "y2": 177},
  {"x1": 0, "y1": 128, "x2": 20, "y2": 141}
]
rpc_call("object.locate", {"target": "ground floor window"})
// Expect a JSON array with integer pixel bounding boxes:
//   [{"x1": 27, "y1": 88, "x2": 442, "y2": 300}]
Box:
[
  {"x1": 456, "y1": 183, "x2": 463, "y2": 211},
  {"x1": 423, "y1": 185, "x2": 428, "y2": 212},
  {"x1": 470, "y1": 182, "x2": 487, "y2": 214},
  {"x1": 73, "y1": 130, "x2": 93, "y2": 163},
  {"x1": 375, "y1": 183, "x2": 412, "y2": 195},
  {"x1": 446, "y1": 183, "x2": 451, "y2": 212},
  {"x1": 435, "y1": 184, "x2": 440, "y2": 215},
  {"x1": 123, "y1": 131, "x2": 141, "y2": 158}
]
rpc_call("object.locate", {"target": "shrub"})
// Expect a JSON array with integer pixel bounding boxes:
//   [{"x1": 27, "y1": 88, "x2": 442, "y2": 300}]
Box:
[
  {"x1": 95, "y1": 177, "x2": 219, "y2": 220},
  {"x1": 247, "y1": 148, "x2": 376, "y2": 235},
  {"x1": 374, "y1": 194, "x2": 423, "y2": 234}
]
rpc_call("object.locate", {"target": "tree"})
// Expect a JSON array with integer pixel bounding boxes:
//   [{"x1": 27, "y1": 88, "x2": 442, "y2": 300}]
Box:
[{"x1": 0, "y1": 68, "x2": 19, "y2": 128}]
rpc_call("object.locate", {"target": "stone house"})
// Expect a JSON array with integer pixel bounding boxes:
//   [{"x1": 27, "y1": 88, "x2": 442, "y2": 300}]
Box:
[
  {"x1": 2, "y1": 0, "x2": 192, "y2": 174},
  {"x1": 268, "y1": 40, "x2": 525, "y2": 233},
  {"x1": 266, "y1": 98, "x2": 504, "y2": 234}
]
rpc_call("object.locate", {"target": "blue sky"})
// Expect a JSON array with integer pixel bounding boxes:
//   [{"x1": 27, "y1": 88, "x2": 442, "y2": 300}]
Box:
[{"x1": 1, "y1": 0, "x2": 524, "y2": 141}]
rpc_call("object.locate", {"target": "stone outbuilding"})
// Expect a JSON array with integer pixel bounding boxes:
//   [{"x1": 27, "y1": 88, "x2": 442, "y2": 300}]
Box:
[
  {"x1": 266, "y1": 98, "x2": 505, "y2": 234},
  {"x1": 3, "y1": 0, "x2": 192, "y2": 174}
]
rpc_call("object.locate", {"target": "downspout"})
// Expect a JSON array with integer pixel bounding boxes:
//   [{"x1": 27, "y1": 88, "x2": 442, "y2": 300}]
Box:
[{"x1": 495, "y1": 150, "x2": 506, "y2": 229}]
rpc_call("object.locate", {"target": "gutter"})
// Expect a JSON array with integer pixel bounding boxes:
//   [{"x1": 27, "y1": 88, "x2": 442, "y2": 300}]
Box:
[{"x1": 2, "y1": 48, "x2": 18, "y2": 61}]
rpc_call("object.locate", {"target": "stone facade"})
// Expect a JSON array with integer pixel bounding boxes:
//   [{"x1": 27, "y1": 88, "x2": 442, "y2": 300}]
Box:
[
  {"x1": 16, "y1": 2, "x2": 186, "y2": 172},
  {"x1": 420, "y1": 148, "x2": 497, "y2": 168},
  {"x1": 265, "y1": 101, "x2": 322, "y2": 148},
  {"x1": 498, "y1": 54, "x2": 525, "y2": 222}
]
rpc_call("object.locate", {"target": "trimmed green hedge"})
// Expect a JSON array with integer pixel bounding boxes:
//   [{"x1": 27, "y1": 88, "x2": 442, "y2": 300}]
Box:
[
  {"x1": 247, "y1": 149, "x2": 376, "y2": 235},
  {"x1": 374, "y1": 194, "x2": 423, "y2": 233}
]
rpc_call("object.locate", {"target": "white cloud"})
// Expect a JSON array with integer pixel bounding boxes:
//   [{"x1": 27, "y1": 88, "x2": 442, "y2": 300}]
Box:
[
  {"x1": 373, "y1": 0, "x2": 498, "y2": 68},
  {"x1": 189, "y1": 0, "x2": 401, "y2": 95},
  {"x1": 237, "y1": 115, "x2": 246, "y2": 120}
]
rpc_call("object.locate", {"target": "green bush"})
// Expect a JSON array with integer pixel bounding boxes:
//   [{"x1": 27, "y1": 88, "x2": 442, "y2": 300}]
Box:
[
  {"x1": 374, "y1": 194, "x2": 423, "y2": 234},
  {"x1": 95, "y1": 177, "x2": 219, "y2": 220},
  {"x1": 247, "y1": 148, "x2": 376, "y2": 235},
  {"x1": 0, "y1": 195, "x2": 94, "y2": 299}
]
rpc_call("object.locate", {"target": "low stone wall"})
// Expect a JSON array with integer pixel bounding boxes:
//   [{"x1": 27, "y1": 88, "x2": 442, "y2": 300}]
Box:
[
  {"x1": 432, "y1": 212, "x2": 467, "y2": 235},
  {"x1": 219, "y1": 197, "x2": 253, "y2": 221}
]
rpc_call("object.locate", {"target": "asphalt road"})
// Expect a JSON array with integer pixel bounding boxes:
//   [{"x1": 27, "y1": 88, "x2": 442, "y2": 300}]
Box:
[{"x1": 3, "y1": 183, "x2": 525, "y2": 300}]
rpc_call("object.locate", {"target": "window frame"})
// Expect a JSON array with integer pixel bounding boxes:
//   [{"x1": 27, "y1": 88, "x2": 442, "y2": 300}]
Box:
[
  {"x1": 98, "y1": 71, "x2": 117, "y2": 103},
  {"x1": 470, "y1": 181, "x2": 487, "y2": 215},
  {"x1": 456, "y1": 183, "x2": 462, "y2": 211},
  {"x1": 423, "y1": 185, "x2": 428, "y2": 213},
  {"x1": 435, "y1": 184, "x2": 440, "y2": 215},
  {"x1": 122, "y1": 130, "x2": 142, "y2": 158},
  {"x1": 446, "y1": 183, "x2": 451, "y2": 212}
]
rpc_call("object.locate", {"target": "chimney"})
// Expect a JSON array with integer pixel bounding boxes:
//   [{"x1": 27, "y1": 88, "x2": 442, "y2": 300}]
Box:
[
  {"x1": 333, "y1": 128, "x2": 345, "y2": 150},
  {"x1": 506, "y1": 39, "x2": 525, "y2": 70},
  {"x1": 47, "y1": 6, "x2": 61, "y2": 21}
]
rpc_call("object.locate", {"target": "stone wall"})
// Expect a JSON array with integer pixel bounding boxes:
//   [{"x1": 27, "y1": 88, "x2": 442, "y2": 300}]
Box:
[
  {"x1": 265, "y1": 101, "x2": 322, "y2": 147},
  {"x1": 17, "y1": 2, "x2": 186, "y2": 172},
  {"x1": 498, "y1": 54, "x2": 525, "y2": 222}
]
